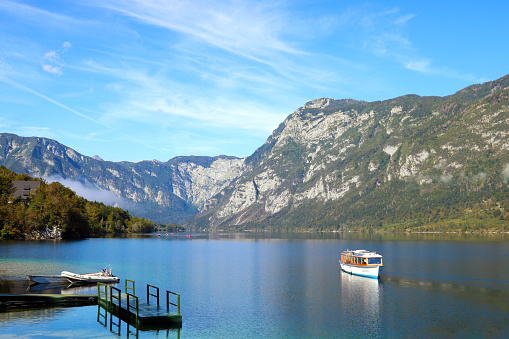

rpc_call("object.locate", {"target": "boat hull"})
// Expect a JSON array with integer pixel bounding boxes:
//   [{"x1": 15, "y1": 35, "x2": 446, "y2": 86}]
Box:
[
  {"x1": 27, "y1": 275, "x2": 69, "y2": 284},
  {"x1": 61, "y1": 271, "x2": 120, "y2": 283},
  {"x1": 339, "y1": 262, "x2": 380, "y2": 279}
]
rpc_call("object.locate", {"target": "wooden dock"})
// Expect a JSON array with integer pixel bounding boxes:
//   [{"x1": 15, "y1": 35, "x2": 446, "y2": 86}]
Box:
[
  {"x1": 97, "y1": 280, "x2": 182, "y2": 329},
  {"x1": 0, "y1": 293, "x2": 97, "y2": 310}
]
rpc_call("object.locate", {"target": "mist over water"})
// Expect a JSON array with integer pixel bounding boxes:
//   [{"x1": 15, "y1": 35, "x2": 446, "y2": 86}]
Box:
[{"x1": 45, "y1": 175, "x2": 132, "y2": 209}]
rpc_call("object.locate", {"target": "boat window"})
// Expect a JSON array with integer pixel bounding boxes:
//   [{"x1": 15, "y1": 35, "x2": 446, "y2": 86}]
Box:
[{"x1": 368, "y1": 258, "x2": 382, "y2": 265}]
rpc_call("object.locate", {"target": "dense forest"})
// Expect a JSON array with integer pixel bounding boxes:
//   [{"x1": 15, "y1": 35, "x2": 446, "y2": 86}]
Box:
[{"x1": 0, "y1": 166, "x2": 175, "y2": 239}]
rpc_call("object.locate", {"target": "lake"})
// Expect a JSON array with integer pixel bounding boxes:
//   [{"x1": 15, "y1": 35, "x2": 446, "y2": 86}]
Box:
[{"x1": 1, "y1": 232, "x2": 509, "y2": 338}]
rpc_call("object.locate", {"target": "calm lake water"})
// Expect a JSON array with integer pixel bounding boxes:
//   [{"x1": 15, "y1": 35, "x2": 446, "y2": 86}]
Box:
[{"x1": 1, "y1": 232, "x2": 509, "y2": 338}]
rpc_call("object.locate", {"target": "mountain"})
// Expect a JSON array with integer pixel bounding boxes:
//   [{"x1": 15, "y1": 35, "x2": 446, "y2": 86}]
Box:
[
  {"x1": 0, "y1": 134, "x2": 244, "y2": 223},
  {"x1": 188, "y1": 75, "x2": 509, "y2": 231},
  {"x1": 2, "y1": 74, "x2": 509, "y2": 231}
]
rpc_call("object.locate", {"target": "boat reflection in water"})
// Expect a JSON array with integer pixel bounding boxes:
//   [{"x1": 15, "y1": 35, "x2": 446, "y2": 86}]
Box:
[{"x1": 339, "y1": 271, "x2": 383, "y2": 337}]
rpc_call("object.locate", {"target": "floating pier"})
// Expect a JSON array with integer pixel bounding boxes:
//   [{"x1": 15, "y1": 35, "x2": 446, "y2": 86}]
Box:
[
  {"x1": 97, "y1": 279, "x2": 182, "y2": 329},
  {"x1": 0, "y1": 293, "x2": 97, "y2": 309}
]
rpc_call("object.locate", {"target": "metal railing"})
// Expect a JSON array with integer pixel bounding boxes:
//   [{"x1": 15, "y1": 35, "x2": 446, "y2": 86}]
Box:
[
  {"x1": 125, "y1": 279, "x2": 135, "y2": 296},
  {"x1": 97, "y1": 282, "x2": 108, "y2": 302},
  {"x1": 127, "y1": 293, "x2": 139, "y2": 324},
  {"x1": 166, "y1": 290, "x2": 181, "y2": 314},
  {"x1": 97, "y1": 302, "x2": 107, "y2": 326},
  {"x1": 97, "y1": 278, "x2": 181, "y2": 331},
  {"x1": 147, "y1": 284, "x2": 160, "y2": 306},
  {"x1": 109, "y1": 286, "x2": 122, "y2": 332},
  {"x1": 110, "y1": 286, "x2": 122, "y2": 309}
]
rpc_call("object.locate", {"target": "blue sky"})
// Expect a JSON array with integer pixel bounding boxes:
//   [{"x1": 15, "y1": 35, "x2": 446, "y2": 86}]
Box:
[{"x1": 0, "y1": 0, "x2": 507, "y2": 162}]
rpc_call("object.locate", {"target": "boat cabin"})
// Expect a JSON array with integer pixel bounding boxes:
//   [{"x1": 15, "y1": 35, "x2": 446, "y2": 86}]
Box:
[{"x1": 340, "y1": 249, "x2": 383, "y2": 267}]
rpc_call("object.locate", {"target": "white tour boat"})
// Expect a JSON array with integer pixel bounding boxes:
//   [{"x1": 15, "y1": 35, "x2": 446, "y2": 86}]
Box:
[{"x1": 339, "y1": 249, "x2": 383, "y2": 279}]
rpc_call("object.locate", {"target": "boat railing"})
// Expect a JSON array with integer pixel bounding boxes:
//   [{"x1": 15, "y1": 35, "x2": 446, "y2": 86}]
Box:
[
  {"x1": 147, "y1": 284, "x2": 160, "y2": 306},
  {"x1": 166, "y1": 290, "x2": 181, "y2": 314}
]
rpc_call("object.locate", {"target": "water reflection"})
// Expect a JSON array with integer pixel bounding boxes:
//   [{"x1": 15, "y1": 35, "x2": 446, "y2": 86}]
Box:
[
  {"x1": 95, "y1": 304, "x2": 181, "y2": 338},
  {"x1": 0, "y1": 307, "x2": 68, "y2": 327},
  {"x1": 193, "y1": 231, "x2": 509, "y2": 242},
  {"x1": 383, "y1": 273, "x2": 509, "y2": 313},
  {"x1": 339, "y1": 271, "x2": 383, "y2": 337},
  {"x1": 0, "y1": 279, "x2": 117, "y2": 295}
]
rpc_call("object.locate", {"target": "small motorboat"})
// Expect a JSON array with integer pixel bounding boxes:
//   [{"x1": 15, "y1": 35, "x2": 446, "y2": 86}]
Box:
[
  {"x1": 339, "y1": 249, "x2": 383, "y2": 279},
  {"x1": 27, "y1": 275, "x2": 69, "y2": 284},
  {"x1": 60, "y1": 270, "x2": 120, "y2": 284},
  {"x1": 27, "y1": 265, "x2": 119, "y2": 284}
]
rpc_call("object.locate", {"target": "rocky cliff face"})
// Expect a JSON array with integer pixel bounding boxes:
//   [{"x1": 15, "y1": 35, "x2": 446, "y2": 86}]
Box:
[
  {"x1": 190, "y1": 75, "x2": 509, "y2": 230},
  {"x1": 0, "y1": 134, "x2": 245, "y2": 223},
  {"x1": 169, "y1": 157, "x2": 245, "y2": 210}
]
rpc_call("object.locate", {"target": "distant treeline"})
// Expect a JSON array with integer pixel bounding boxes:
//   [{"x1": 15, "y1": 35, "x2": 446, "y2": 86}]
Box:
[{"x1": 0, "y1": 166, "x2": 178, "y2": 239}]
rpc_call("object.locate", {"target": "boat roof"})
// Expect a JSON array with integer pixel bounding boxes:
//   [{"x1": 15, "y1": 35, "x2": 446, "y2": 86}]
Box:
[{"x1": 341, "y1": 249, "x2": 382, "y2": 258}]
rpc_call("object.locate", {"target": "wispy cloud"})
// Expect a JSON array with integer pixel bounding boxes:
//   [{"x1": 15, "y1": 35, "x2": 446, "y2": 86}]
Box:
[
  {"x1": 99, "y1": 0, "x2": 301, "y2": 60},
  {"x1": 405, "y1": 60, "x2": 431, "y2": 73},
  {"x1": 71, "y1": 0, "x2": 364, "y2": 137},
  {"x1": 0, "y1": 76, "x2": 99, "y2": 123},
  {"x1": 42, "y1": 64, "x2": 62, "y2": 76},
  {"x1": 0, "y1": 1, "x2": 72, "y2": 24},
  {"x1": 0, "y1": 114, "x2": 57, "y2": 139},
  {"x1": 81, "y1": 53, "x2": 292, "y2": 133},
  {"x1": 0, "y1": 76, "x2": 165, "y2": 153},
  {"x1": 357, "y1": 7, "x2": 416, "y2": 59},
  {"x1": 41, "y1": 41, "x2": 72, "y2": 76},
  {"x1": 394, "y1": 14, "x2": 415, "y2": 25},
  {"x1": 349, "y1": 5, "x2": 481, "y2": 82}
]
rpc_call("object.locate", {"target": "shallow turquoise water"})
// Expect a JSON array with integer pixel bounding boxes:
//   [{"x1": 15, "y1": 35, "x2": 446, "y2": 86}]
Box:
[{"x1": 1, "y1": 233, "x2": 509, "y2": 338}]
